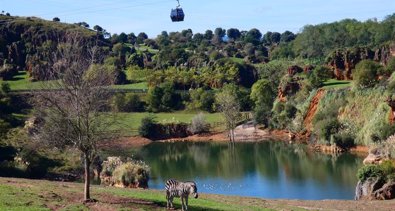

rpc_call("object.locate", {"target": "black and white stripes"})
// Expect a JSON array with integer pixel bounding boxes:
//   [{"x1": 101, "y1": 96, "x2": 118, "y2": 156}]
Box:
[{"x1": 165, "y1": 179, "x2": 198, "y2": 211}]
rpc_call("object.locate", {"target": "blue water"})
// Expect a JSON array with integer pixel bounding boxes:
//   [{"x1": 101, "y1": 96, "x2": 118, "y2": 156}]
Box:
[{"x1": 128, "y1": 141, "x2": 363, "y2": 200}]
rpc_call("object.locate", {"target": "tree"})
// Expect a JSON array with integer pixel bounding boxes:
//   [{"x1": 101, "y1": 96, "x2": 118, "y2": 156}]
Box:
[
  {"x1": 137, "y1": 32, "x2": 148, "y2": 44},
  {"x1": 353, "y1": 60, "x2": 381, "y2": 88},
  {"x1": 0, "y1": 82, "x2": 13, "y2": 138},
  {"x1": 93, "y1": 25, "x2": 103, "y2": 32},
  {"x1": 280, "y1": 31, "x2": 296, "y2": 43},
  {"x1": 308, "y1": 65, "x2": 333, "y2": 88},
  {"x1": 245, "y1": 28, "x2": 262, "y2": 45},
  {"x1": 250, "y1": 79, "x2": 276, "y2": 125},
  {"x1": 227, "y1": 28, "x2": 241, "y2": 41},
  {"x1": 270, "y1": 32, "x2": 281, "y2": 44},
  {"x1": 52, "y1": 17, "x2": 60, "y2": 22},
  {"x1": 33, "y1": 34, "x2": 117, "y2": 202},
  {"x1": 204, "y1": 30, "x2": 214, "y2": 40},
  {"x1": 215, "y1": 84, "x2": 240, "y2": 142}
]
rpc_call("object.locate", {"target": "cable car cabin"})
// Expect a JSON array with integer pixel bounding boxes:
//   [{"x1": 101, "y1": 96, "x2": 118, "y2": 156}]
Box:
[{"x1": 170, "y1": 8, "x2": 184, "y2": 22}]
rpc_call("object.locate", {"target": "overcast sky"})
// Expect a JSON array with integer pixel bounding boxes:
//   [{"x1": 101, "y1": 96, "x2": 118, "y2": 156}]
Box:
[{"x1": 1, "y1": 0, "x2": 394, "y2": 37}]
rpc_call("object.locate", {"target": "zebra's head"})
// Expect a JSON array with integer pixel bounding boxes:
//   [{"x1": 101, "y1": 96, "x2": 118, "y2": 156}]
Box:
[{"x1": 190, "y1": 183, "x2": 198, "y2": 198}]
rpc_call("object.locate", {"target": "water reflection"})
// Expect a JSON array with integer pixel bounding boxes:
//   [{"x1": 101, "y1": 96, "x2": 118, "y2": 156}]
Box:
[{"x1": 127, "y1": 141, "x2": 363, "y2": 199}]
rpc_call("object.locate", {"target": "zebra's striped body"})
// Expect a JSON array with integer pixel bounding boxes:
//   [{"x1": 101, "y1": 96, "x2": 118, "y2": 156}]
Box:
[{"x1": 165, "y1": 179, "x2": 198, "y2": 211}]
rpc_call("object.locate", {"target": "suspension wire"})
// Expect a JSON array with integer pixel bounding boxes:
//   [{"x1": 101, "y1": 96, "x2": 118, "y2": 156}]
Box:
[
  {"x1": 36, "y1": 0, "x2": 173, "y2": 18},
  {"x1": 36, "y1": 0, "x2": 142, "y2": 17}
]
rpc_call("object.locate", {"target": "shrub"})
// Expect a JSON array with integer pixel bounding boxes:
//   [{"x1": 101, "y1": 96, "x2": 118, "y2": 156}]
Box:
[
  {"x1": 331, "y1": 132, "x2": 355, "y2": 149},
  {"x1": 357, "y1": 160, "x2": 395, "y2": 182},
  {"x1": 112, "y1": 161, "x2": 150, "y2": 188},
  {"x1": 189, "y1": 113, "x2": 209, "y2": 134},
  {"x1": 138, "y1": 115, "x2": 157, "y2": 138},
  {"x1": 386, "y1": 57, "x2": 395, "y2": 74},
  {"x1": 357, "y1": 164, "x2": 384, "y2": 182},
  {"x1": 314, "y1": 118, "x2": 341, "y2": 144},
  {"x1": 308, "y1": 65, "x2": 332, "y2": 88},
  {"x1": 112, "y1": 93, "x2": 145, "y2": 112},
  {"x1": 187, "y1": 88, "x2": 215, "y2": 112},
  {"x1": 353, "y1": 60, "x2": 382, "y2": 88},
  {"x1": 0, "y1": 63, "x2": 17, "y2": 80}
]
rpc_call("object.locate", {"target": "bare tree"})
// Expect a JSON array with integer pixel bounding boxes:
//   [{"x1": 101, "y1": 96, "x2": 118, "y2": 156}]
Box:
[
  {"x1": 215, "y1": 85, "x2": 240, "y2": 142},
  {"x1": 33, "y1": 32, "x2": 117, "y2": 201}
]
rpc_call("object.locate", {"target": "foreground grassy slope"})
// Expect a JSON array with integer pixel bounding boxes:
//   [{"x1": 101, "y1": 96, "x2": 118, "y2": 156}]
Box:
[{"x1": 1, "y1": 177, "x2": 395, "y2": 211}]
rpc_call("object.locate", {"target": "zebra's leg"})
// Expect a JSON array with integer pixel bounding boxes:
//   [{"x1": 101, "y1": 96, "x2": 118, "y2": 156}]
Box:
[
  {"x1": 170, "y1": 196, "x2": 174, "y2": 209},
  {"x1": 181, "y1": 196, "x2": 185, "y2": 211},
  {"x1": 185, "y1": 195, "x2": 189, "y2": 210},
  {"x1": 166, "y1": 195, "x2": 170, "y2": 209}
]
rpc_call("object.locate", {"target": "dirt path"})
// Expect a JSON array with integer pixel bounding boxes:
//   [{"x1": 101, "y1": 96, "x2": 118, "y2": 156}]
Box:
[{"x1": 303, "y1": 89, "x2": 325, "y2": 131}]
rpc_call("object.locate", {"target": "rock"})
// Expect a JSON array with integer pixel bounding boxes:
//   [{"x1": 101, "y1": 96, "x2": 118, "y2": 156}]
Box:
[
  {"x1": 374, "y1": 181, "x2": 395, "y2": 200},
  {"x1": 363, "y1": 148, "x2": 389, "y2": 165},
  {"x1": 355, "y1": 177, "x2": 384, "y2": 200},
  {"x1": 327, "y1": 45, "x2": 392, "y2": 80},
  {"x1": 355, "y1": 178, "x2": 395, "y2": 200}
]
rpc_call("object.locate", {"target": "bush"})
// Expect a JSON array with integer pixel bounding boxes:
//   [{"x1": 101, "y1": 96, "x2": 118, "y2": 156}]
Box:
[
  {"x1": 112, "y1": 93, "x2": 145, "y2": 112},
  {"x1": 386, "y1": 57, "x2": 395, "y2": 74},
  {"x1": 189, "y1": 113, "x2": 209, "y2": 134},
  {"x1": 314, "y1": 118, "x2": 341, "y2": 143},
  {"x1": 357, "y1": 160, "x2": 395, "y2": 182},
  {"x1": 353, "y1": 60, "x2": 382, "y2": 88},
  {"x1": 0, "y1": 63, "x2": 17, "y2": 80},
  {"x1": 138, "y1": 115, "x2": 157, "y2": 138},
  {"x1": 331, "y1": 132, "x2": 356, "y2": 149},
  {"x1": 357, "y1": 164, "x2": 384, "y2": 182},
  {"x1": 146, "y1": 83, "x2": 182, "y2": 112},
  {"x1": 112, "y1": 161, "x2": 150, "y2": 188},
  {"x1": 187, "y1": 88, "x2": 215, "y2": 112},
  {"x1": 308, "y1": 65, "x2": 332, "y2": 88}
]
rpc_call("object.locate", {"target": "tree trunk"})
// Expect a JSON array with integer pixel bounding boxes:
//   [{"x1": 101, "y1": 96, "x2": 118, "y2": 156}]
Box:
[{"x1": 84, "y1": 155, "x2": 91, "y2": 201}]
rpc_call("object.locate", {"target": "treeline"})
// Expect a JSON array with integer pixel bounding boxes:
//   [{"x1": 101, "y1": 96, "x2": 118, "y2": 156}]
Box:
[{"x1": 2, "y1": 14, "x2": 395, "y2": 86}]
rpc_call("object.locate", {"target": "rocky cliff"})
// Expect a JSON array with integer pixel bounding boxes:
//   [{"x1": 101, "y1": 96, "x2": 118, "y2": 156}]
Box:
[{"x1": 327, "y1": 44, "x2": 395, "y2": 80}]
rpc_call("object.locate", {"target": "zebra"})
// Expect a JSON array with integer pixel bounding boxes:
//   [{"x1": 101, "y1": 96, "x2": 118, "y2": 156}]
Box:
[{"x1": 165, "y1": 179, "x2": 198, "y2": 211}]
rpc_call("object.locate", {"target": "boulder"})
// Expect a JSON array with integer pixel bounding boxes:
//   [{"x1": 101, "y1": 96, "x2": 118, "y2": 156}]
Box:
[
  {"x1": 363, "y1": 148, "x2": 389, "y2": 165},
  {"x1": 355, "y1": 177, "x2": 384, "y2": 200},
  {"x1": 355, "y1": 178, "x2": 395, "y2": 200}
]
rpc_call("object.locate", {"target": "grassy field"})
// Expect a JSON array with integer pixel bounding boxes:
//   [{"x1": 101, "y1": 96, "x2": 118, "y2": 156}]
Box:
[
  {"x1": 2, "y1": 71, "x2": 50, "y2": 90},
  {"x1": 115, "y1": 112, "x2": 224, "y2": 135},
  {"x1": 111, "y1": 82, "x2": 148, "y2": 90},
  {"x1": 2, "y1": 71, "x2": 149, "y2": 91},
  {"x1": 323, "y1": 79, "x2": 352, "y2": 89},
  {"x1": 1, "y1": 177, "x2": 395, "y2": 211}
]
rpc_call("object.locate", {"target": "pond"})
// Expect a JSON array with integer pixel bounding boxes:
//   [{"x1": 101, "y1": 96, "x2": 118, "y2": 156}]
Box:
[{"x1": 112, "y1": 141, "x2": 364, "y2": 200}]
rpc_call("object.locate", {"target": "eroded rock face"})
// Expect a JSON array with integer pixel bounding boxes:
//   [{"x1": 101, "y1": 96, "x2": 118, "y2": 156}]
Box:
[
  {"x1": 327, "y1": 45, "x2": 392, "y2": 80},
  {"x1": 355, "y1": 178, "x2": 395, "y2": 200},
  {"x1": 355, "y1": 178, "x2": 383, "y2": 200}
]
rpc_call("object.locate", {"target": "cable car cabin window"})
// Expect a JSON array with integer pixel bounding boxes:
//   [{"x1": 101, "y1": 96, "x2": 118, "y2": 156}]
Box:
[{"x1": 170, "y1": 8, "x2": 184, "y2": 22}]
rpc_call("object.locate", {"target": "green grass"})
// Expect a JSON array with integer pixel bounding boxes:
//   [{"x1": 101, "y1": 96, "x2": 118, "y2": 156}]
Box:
[
  {"x1": 111, "y1": 82, "x2": 148, "y2": 90},
  {"x1": 322, "y1": 79, "x2": 352, "y2": 89},
  {"x1": 229, "y1": 57, "x2": 245, "y2": 64},
  {"x1": 0, "y1": 177, "x2": 294, "y2": 211},
  {"x1": 136, "y1": 45, "x2": 159, "y2": 54},
  {"x1": 2, "y1": 71, "x2": 50, "y2": 90},
  {"x1": 114, "y1": 112, "x2": 224, "y2": 135}
]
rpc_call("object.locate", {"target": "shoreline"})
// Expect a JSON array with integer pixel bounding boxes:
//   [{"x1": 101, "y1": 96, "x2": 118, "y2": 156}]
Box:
[{"x1": 101, "y1": 129, "x2": 370, "y2": 155}]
